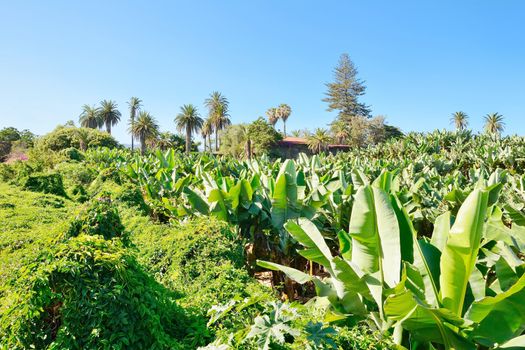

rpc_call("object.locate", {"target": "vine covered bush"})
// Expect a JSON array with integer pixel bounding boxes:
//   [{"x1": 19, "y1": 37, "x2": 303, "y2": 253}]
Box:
[
  {"x1": 0, "y1": 235, "x2": 190, "y2": 350},
  {"x1": 67, "y1": 195, "x2": 125, "y2": 240},
  {"x1": 22, "y1": 172, "x2": 67, "y2": 197},
  {"x1": 36, "y1": 126, "x2": 119, "y2": 152}
]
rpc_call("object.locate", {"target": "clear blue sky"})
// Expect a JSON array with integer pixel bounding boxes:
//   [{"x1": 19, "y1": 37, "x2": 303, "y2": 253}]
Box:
[{"x1": 1, "y1": 1, "x2": 524, "y2": 143}]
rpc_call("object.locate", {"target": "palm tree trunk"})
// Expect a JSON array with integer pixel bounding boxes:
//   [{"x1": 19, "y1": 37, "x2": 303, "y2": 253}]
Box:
[
  {"x1": 208, "y1": 135, "x2": 212, "y2": 152},
  {"x1": 245, "y1": 139, "x2": 252, "y2": 159},
  {"x1": 215, "y1": 129, "x2": 219, "y2": 152},
  {"x1": 140, "y1": 135, "x2": 146, "y2": 155},
  {"x1": 283, "y1": 121, "x2": 286, "y2": 137},
  {"x1": 186, "y1": 126, "x2": 191, "y2": 154},
  {"x1": 131, "y1": 118, "x2": 134, "y2": 151},
  {"x1": 203, "y1": 136, "x2": 207, "y2": 151},
  {"x1": 106, "y1": 123, "x2": 111, "y2": 134}
]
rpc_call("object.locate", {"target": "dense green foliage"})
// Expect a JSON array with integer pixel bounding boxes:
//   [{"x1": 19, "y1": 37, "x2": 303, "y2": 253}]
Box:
[
  {"x1": 0, "y1": 127, "x2": 35, "y2": 160},
  {"x1": 36, "y1": 125, "x2": 120, "y2": 151},
  {"x1": 2, "y1": 129, "x2": 525, "y2": 349},
  {"x1": 67, "y1": 196, "x2": 125, "y2": 239},
  {"x1": 23, "y1": 172, "x2": 67, "y2": 197},
  {"x1": 220, "y1": 118, "x2": 282, "y2": 158},
  {"x1": 0, "y1": 182, "x2": 275, "y2": 349},
  {"x1": 2, "y1": 235, "x2": 189, "y2": 350}
]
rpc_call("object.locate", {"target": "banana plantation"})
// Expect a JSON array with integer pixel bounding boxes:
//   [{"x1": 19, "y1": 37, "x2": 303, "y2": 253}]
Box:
[
  {"x1": 1, "y1": 131, "x2": 525, "y2": 349},
  {"x1": 91, "y1": 131, "x2": 525, "y2": 349}
]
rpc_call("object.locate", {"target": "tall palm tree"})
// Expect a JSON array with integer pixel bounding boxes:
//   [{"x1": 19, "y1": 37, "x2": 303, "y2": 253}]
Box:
[
  {"x1": 99, "y1": 100, "x2": 121, "y2": 134},
  {"x1": 306, "y1": 128, "x2": 331, "y2": 154},
  {"x1": 201, "y1": 117, "x2": 213, "y2": 152},
  {"x1": 277, "y1": 104, "x2": 292, "y2": 136},
  {"x1": 79, "y1": 105, "x2": 101, "y2": 129},
  {"x1": 130, "y1": 111, "x2": 159, "y2": 155},
  {"x1": 127, "y1": 97, "x2": 142, "y2": 150},
  {"x1": 266, "y1": 107, "x2": 279, "y2": 128},
  {"x1": 450, "y1": 111, "x2": 468, "y2": 131},
  {"x1": 175, "y1": 104, "x2": 204, "y2": 154},
  {"x1": 330, "y1": 120, "x2": 349, "y2": 144},
  {"x1": 204, "y1": 92, "x2": 230, "y2": 151},
  {"x1": 484, "y1": 113, "x2": 505, "y2": 136}
]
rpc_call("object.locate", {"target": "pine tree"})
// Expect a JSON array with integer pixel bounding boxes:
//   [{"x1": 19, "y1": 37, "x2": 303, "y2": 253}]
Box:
[{"x1": 323, "y1": 53, "x2": 370, "y2": 119}]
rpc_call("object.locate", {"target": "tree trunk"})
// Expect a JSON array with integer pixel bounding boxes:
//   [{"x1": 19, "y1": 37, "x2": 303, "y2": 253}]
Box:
[
  {"x1": 186, "y1": 126, "x2": 191, "y2": 154},
  {"x1": 245, "y1": 139, "x2": 252, "y2": 160},
  {"x1": 283, "y1": 121, "x2": 286, "y2": 137},
  {"x1": 131, "y1": 135, "x2": 134, "y2": 151},
  {"x1": 202, "y1": 136, "x2": 206, "y2": 151},
  {"x1": 140, "y1": 135, "x2": 146, "y2": 155},
  {"x1": 215, "y1": 129, "x2": 219, "y2": 152},
  {"x1": 106, "y1": 123, "x2": 111, "y2": 134},
  {"x1": 208, "y1": 135, "x2": 212, "y2": 152}
]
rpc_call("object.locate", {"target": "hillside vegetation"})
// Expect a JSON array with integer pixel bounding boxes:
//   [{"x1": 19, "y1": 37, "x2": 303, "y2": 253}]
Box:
[{"x1": 1, "y1": 130, "x2": 525, "y2": 349}]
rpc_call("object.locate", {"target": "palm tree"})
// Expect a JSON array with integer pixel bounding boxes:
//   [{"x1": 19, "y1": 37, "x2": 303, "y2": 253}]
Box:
[
  {"x1": 130, "y1": 111, "x2": 159, "y2": 155},
  {"x1": 205, "y1": 92, "x2": 230, "y2": 151},
  {"x1": 240, "y1": 124, "x2": 253, "y2": 159},
  {"x1": 201, "y1": 117, "x2": 213, "y2": 152},
  {"x1": 175, "y1": 104, "x2": 204, "y2": 154},
  {"x1": 75, "y1": 128, "x2": 90, "y2": 151},
  {"x1": 79, "y1": 105, "x2": 101, "y2": 129},
  {"x1": 156, "y1": 132, "x2": 174, "y2": 151},
  {"x1": 266, "y1": 107, "x2": 279, "y2": 128},
  {"x1": 306, "y1": 128, "x2": 331, "y2": 154},
  {"x1": 330, "y1": 120, "x2": 349, "y2": 144},
  {"x1": 277, "y1": 104, "x2": 292, "y2": 136},
  {"x1": 99, "y1": 100, "x2": 121, "y2": 134},
  {"x1": 450, "y1": 111, "x2": 468, "y2": 131},
  {"x1": 127, "y1": 97, "x2": 142, "y2": 150},
  {"x1": 484, "y1": 113, "x2": 505, "y2": 136}
]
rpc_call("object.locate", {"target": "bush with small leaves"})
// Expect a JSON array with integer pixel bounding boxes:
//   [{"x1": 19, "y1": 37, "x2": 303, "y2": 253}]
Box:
[
  {"x1": 0, "y1": 235, "x2": 190, "y2": 350},
  {"x1": 67, "y1": 195, "x2": 124, "y2": 240},
  {"x1": 22, "y1": 172, "x2": 67, "y2": 197}
]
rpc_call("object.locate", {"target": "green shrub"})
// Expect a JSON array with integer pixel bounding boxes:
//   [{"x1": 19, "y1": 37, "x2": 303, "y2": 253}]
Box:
[
  {"x1": 36, "y1": 126, "x2": 119, "y2": 152},
  {"x1": 0, "y1": 235, "x2": 189, "y2": 350},
  {"x1": 0, "y1": 163, "x2": 15, "y2": 181},
  {"x1": 54, "y1": 161, "x2": 96, "y2": 201},
  {"x1": 22, "y1": 172, "x2": 67, "y2": 197},
  {"x1": 70, "y1": 184, "x2": 89, "y2": 203},
  {"x1": 130, "y1": 217, "x2": 262, "y2": 306},
  {"x1": 0, "y1": 141, "x2": 11, "y2": 161},
  {"x1": 125, "y1": 214, "x2": 275, "y2": 347},
  {"x1": 59, "y1": 147, "x2": 84, "y2": 161},
  {"x1": 114, "y1": 183, "x2": 148, "y2": 212},
  {"x1": 67, "y1": 196, "x2": 125, "y2": 240},
  {"x1": 87, "y1": 168, "x2": 123, "y2": 196},
  {"x1": 333, "y1": 325, "x2": 396, "y2": 349},
  {"x1": 0, "y1": 160, "x2": 37, "y2": 183}
]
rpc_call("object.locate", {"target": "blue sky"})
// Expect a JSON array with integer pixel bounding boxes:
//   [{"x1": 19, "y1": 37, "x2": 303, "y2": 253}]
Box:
[{"x1": 1, "y1": 1, "x2": 524, "y2": 143}]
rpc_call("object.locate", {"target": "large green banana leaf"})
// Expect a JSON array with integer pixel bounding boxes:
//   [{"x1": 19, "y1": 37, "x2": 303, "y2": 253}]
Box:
[
  {"x1": 439, "y1": 188, "x2": 488, "y2": 316},
  {"x1": 271, "y1": 160, "x2": 300, "y2": 228},
  {"x1": 385, "y1": 287, "x2": 475, "y2": 350},
  {"x1": 349, "y1": 185, "x2": 401, "y2": 288},
  {"x1": 465, "y1": 273, "x2": 525, "y2": 347}
]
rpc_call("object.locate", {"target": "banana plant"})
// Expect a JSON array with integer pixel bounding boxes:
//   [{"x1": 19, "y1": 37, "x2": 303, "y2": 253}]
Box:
[{"x1": 258, "y1": 177, "x2": 525, "y2": 349}]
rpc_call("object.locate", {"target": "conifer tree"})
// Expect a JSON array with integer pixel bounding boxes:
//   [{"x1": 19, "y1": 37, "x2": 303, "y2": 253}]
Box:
[{"x1": 323, "y1": 53, "x2": 370, "y2": 119}]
